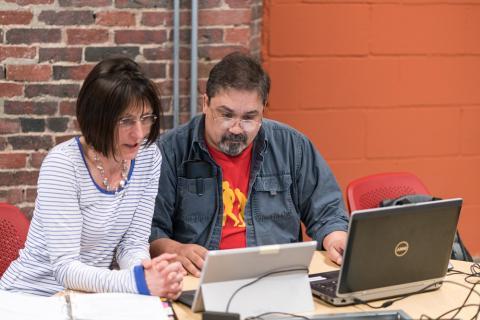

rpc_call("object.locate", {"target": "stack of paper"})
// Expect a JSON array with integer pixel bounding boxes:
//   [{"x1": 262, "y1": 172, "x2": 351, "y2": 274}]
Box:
[{"x1": 0, "y1": 290, "x2": 172, "y2": 320}]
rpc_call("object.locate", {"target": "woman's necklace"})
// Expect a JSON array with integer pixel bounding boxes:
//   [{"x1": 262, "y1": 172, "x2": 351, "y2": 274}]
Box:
[{"x1": 91, "y1": 148, "x2": 128, "y2": 192}]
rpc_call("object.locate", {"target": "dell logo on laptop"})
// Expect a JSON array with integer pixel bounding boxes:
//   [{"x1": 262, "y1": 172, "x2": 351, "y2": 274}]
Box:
[{"x1": 395, "y1": 241, "x2": 409, "y2": 257}]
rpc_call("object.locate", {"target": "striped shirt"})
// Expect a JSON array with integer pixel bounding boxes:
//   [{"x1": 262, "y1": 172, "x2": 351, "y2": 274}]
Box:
[{"x1": 0, "y1": 137, "x2": 161, "y2": 296}]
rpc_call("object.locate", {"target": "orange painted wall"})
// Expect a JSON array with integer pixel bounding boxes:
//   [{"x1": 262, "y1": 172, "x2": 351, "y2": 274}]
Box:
[{"x1": 262, "y1": 0, "x2": 480, "y2": 256}]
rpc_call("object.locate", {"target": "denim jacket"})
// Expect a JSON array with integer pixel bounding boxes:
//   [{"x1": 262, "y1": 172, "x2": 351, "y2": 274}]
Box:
[{"x1": 150, "y1": 115, "x2": 349, "y2": 250}]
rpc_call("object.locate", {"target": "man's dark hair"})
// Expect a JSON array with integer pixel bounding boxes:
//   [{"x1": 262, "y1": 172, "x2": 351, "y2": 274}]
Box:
[
  {"x1": 206, "y1": 52, "x2": 270, "y2": 105},
  {"x1": 76, "y1": 57, "x2": 161, "y2": 157}
]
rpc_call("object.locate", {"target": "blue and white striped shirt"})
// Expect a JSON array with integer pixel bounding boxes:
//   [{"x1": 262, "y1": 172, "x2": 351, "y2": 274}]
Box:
[{"x1": 0, "y1": 137, "x2": 161, "y2": 296}]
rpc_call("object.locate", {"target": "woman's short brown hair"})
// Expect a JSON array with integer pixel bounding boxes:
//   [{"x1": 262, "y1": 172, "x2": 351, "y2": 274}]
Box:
[{"x1": 76, "y1": 57, "x2": 161, "y2": 157}]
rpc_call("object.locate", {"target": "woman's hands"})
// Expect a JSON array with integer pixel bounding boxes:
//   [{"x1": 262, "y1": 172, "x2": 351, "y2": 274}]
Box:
[{"x1": 143, "y1": 253, "x2": 184, "y2": 299}]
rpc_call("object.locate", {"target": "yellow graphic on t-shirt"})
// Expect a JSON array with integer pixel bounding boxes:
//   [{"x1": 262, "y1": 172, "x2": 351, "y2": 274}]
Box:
[{"x1": 222, "y1": 181, "x2": 246, "y2": 227}]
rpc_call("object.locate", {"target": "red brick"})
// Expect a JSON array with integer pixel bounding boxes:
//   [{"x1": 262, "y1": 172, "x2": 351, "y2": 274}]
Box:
[
  {"x1": 115, "y1": 0, "x2": 161, "y2": 8},
  {"x1": 0, "y1": 119, "x2": 21, "y2": 134},
  {"x1": 6, "y1": 28, "x2": 61, "y2": 44},
  {"x1": 0, "y1": 170, "x2": 39, "y2": 186},
  {"x1": 198, "y1": 0, "x2": 221, "y2": 8},
  {"x1": 371, "y1": 5, "x2": 470, "y2": 54},
  {"x1": 30, "y1": 152, "x2": 47, "y2": 168},
  {"x1": 8, "y1": 135, "x2": 53, "y2": 151},
  {"x1": 114, "y1": 30, "x2": 167, "y2": 44},
  {"x1": 143, "y1": 46, "x2": 189, "y2": 61},
  {"x1": 59, "y1": 0, "x2": 111, "y2": 6},
  {"x1": 141, "y1": 11, "x2": 171, "y2": 27},
  {"x1": 198, "y1": 61, "x2": 217, "y2": 79},
  {"x1": 59, "y1": 100, "x2": 77, "y2": 116},
  {"x1": 197, "y1": 28, "x2": 224, "y2": 44},
  {"x1": 55, "y1": 134, "x2": 77, "y2": 145},
  {"x1": 198, "y1": 45, "x2": 248, "y2": 60},
  {"x1": 267, "y1": 110, "x2": 365, "y2": 160},
  {"x1": 461, "y1": 107, "x2": 480, "y2": 155},
  {"x1": 225, "y1": 27, "x2": 250, "y2": 45},
  {"x1": 25, "y1": 187, "x2": 37, "y2": 203},
  {"x1": 138, "y1": 63, "x2": 166, "y2": 79},
  {"x1": 199, "y1": 9, "x2": 251, "y2": 26},
  {"x1": 85, "y1": 46, "x2": 139, "y2": 61},
  {"x1": 25, "y1": 188, "x2": 37, "y2": 202},
  {"x1": 225, "y1": 0, "x2": 252, "y2": 8},
  {"x1": 0, "y1": 188, "x2": 24, "y2": 204},
  {"x1": 0, "y1": 46, "x2": 36, "y2": 62},
  {"x1": 0, "y1": 153, "x2": 28, "y2": 169},
  {"x1": 25, "y1": 84, "x2": 80, "y2": 98},
  {"x1": 0, "y1": 82, "x2": 23, "y2": 97},
  {"x1": 0, "y1": 10, "x2": 33, "y2": 25},
  {"x1": 53, "y1": 64, "x2": 94, "y2": 81},
  {"x1": 13, "y1": 0, "x2": 53, "y2": 4},
  {"x1": 6, "y1": 64, "x2": 52, "y2": 82},
  {"x1": 96, "y1": 11, "x2": 136, "y2": 26},
  {"x1": 38, "y1": 10, "x2": 94, "y2": 25},
  {"x1": 366, "y1": 107, "x2": 461, "y2": 158},
  {"x1": 269, "y1": 4, "x2": 369, "y2": 56},
  {"x1": 0, "y1": 137, "x2": 7, "y2": 151},
  {"x1": 67, "y1": 29, "x2": 109, "y2": 45},
  {"x1": 178, "y1": 28, "x2": 223, "y2": 44},
  {"x1": 4, "y1": 101, "x2": 57, "y2": 115},
  {"x1": 39, "y1": 47, "x2": 82, "y2": 63}
]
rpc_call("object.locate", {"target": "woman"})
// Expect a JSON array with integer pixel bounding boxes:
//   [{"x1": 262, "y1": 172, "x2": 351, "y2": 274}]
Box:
[{"x1": 0, "y1": 57, "x2": 183, "y2": 298}]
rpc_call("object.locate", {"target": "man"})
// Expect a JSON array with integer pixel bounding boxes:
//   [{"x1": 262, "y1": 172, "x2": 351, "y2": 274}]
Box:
[{"x1": 150, "y1": 52, "x2": 349, "y2": 277}]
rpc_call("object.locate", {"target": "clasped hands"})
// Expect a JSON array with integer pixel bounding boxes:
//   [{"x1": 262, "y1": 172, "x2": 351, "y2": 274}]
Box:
[{"x1": 142, "y1": 253, "x2": 184, "y2": 299}]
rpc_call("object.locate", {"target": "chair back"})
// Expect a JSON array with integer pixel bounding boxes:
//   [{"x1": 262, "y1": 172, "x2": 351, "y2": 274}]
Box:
[
  {"x1": 346, "y1": 172, "x2": 429, "y2": 213},
  {"x1": 0, "y1": 203, "x2": 30, "y2": 277}
]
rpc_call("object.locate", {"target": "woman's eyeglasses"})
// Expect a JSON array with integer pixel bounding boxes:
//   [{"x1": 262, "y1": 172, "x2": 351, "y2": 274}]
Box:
[{"x1": 118, "y1": 114, "x2": 157, "y2": 129}]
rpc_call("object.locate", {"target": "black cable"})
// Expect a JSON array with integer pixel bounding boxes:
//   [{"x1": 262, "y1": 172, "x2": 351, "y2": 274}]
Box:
[
  {"x1": 419, "y1": 304, "x2": 480, "y2": 320},
  {"x1": 418, "y1": 279, "x2": 480, "y2": 319},
  {"x1": 244, "y1": 311, "x2": 310, "y2": 320},
  {"x1": 224, "y1": 266, "x2": 309, "y2": 313}
]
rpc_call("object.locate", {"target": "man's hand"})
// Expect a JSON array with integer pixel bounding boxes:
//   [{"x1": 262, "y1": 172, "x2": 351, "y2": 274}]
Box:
[
  {"x1": 323, "y1": 231, "x2": 347, "y2": 265},
  {"x1": 150, "y1": 239, "x2": 208, "y2": 278},
  {"x1": 171, "y1": 243, "x2": 208, "y2": 277},
  {"x1": 143, "y1": 253, "x2": 184, "y2": 299}
]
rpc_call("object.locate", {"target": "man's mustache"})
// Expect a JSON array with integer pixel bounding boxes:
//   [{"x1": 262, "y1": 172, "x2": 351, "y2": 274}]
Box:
[{"x1": 222, "y1": 133, "x2": 247, "y2": 143}]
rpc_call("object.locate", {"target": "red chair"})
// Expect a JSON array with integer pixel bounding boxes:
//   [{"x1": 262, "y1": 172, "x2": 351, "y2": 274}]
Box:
[
  {"x1": 346, "y1": 172, "x2": 429, "y2": 213},
  {"x1": 0, "y1": 202, "x2": 30, "y2": 277}
]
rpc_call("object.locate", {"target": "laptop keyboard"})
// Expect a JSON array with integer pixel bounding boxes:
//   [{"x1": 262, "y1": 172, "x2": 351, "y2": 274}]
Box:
[
  {"x1": 309, "y1": 270, "x2": 340, "y2": 296},
  {"x1": 310, "y1": 278, "x2": 338, "y2": 296}
]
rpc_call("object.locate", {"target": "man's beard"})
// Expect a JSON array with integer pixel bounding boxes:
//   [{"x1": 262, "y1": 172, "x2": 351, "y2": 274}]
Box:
[{"x1": 218, "y1": 133, "x2": 248, "y2": 156}]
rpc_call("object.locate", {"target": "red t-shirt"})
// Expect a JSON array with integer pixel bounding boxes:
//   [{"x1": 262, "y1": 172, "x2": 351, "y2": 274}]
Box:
[{"x1": 207, "y1": 142, "x2": 253, "y2": 249}]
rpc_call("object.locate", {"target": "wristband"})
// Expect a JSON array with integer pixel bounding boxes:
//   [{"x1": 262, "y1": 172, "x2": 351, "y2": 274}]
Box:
[{"x1": 133, "y1": 265, "x2": 151, "y2": 295}]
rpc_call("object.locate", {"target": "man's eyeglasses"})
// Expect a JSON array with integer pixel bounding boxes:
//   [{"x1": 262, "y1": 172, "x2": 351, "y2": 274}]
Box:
[
  {"x1": 211, "y1": 112, "x2": 262, "y2": 132},
  {"x1": 118, "y1": 114, "x2": 157, "y2": 129}
]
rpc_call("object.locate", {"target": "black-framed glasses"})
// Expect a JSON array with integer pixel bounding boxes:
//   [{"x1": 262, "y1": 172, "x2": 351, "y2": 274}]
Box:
[{"x1": 118, "y1": 114, "x2": 157, "y2": 129}]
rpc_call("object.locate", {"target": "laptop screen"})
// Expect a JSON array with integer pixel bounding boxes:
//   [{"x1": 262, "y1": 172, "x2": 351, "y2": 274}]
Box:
[{"x1": 338, "y1": 198, "x2": 462, "y2": 294}]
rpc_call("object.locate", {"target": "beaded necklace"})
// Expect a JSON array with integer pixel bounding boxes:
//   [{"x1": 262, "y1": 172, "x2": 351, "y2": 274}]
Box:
[{"x1": 91, "y1": 149, "x2": 128, "y2": 192}]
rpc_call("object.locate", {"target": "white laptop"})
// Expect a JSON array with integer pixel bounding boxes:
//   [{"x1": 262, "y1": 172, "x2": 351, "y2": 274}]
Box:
[
  {"x1": 191, "y1": 241, "x2": 317, "y2": 318},
  {"x1": 310, "y1": 198, "x2": 463, "y2": 306}
]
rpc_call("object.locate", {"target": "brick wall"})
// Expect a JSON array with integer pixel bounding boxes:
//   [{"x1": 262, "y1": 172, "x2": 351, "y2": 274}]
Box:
[
  {"x1": 0, "y1": 0, "x2": 262, "y2": 217},
  {"x1": 263, "y1": 0, "x2": 480, "y2": 256}
]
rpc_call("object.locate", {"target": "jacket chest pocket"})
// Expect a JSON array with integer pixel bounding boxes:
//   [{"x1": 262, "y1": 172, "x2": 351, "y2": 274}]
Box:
[
  {"x1": 176, "y1": 177, "x2": 217, "y2": 230},
  {"x1": 252, "y1": 174, "x2": 298, "y2": 225}
]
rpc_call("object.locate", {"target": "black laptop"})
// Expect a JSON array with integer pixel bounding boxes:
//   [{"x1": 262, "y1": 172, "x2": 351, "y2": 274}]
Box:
[{"x1": 310, "y1": 198, "x2": 462, "y2": 306}]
